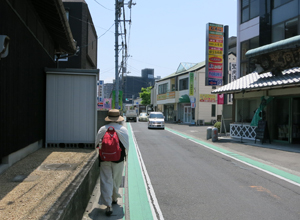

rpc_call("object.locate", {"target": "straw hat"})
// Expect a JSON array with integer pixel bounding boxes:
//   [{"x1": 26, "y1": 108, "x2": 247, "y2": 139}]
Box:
[{"x1": 105, "y1": 109, "x2": 124, "y2": 122}]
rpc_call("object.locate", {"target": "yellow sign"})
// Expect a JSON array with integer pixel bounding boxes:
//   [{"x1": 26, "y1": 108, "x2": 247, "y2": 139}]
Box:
[
  {"x1": 209, "y1": 50, "x2": 223, "y2": 55},
  {"x1": 199, "y1": 94, "x2": 216, "y2": 102},
  {"x1": 209, "y1": 42, "x2": 223, "y2": 48},
  {"x1": 157, "y1": 92, "x2": 175, "y2": 100}
]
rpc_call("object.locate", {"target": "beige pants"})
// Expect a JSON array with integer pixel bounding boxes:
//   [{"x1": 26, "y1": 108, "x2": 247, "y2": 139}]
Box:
[{"x1": 99, "y1": 161, "x2": 124, "y2": 206}]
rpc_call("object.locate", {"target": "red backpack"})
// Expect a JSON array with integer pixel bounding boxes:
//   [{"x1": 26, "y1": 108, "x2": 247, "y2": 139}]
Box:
[{"x1": 99, "y1": 126, "x2": 122, "y2": 161}]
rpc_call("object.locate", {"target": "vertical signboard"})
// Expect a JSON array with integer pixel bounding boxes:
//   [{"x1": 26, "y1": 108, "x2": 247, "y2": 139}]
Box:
[
  {"x1": 97, "y1": 80, "x2": 104, "y2": 103},
  {"x1": 206, "y1": 23, "x2": 224, "y2": 86},
  {"x1": 189, "y1": 72, "x2": 194, "y2": 96},
  {"x1": 112, "y1": 90, "x2": 123, "y2": 110}
]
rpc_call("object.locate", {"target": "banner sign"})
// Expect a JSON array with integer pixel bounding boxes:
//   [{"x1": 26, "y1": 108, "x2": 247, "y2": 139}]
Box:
[
  {"x1": 206, "y1": 23, "x2": 224, "y2": 86},
  {"x1": 217, "y1": 94, "x2": 224, "y2": 104},
  {"x1": 112, "y1": 90, "x2": 123, "y2": 110},
  {"x1": 200, "y1": 94, "x2": 217, "y2": 102},
  {"x1": 157, "y1": 92, "x2": 175, "y2": 100},
  {"x1": 189, "y1": 72, "x2": 194, "y2": 96},
  {"x1": 103, "y1": 98, "x2": 112, "y2": 110}
]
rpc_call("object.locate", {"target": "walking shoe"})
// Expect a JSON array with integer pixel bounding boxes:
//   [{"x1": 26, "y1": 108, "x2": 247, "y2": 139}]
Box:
[
  {"x1": 105, "y1": 206, "x2": 113, "y2": 216},
  {"x1": 112, "y1": 199, "x2": 118, "y2": 204}
]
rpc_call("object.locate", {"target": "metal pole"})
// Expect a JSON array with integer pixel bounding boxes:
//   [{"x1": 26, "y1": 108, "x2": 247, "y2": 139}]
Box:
[
  {"x1": 115, "y1": 0, "x2": 119, "y2": 109},
  {"x1": 241, "y1": 89, "x2": 245, "y2": 143},
  {"x1": 223, "y1": 25, "x2": 229, "y2": 105}
]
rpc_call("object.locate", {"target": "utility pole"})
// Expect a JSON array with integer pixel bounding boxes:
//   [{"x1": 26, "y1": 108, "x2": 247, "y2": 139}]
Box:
[
  {"x1": 115, "y1": 0, "x2": 120, "y2": 109},
  {"x1": 115, "y1": 0, "x2": 135, "y2": 110}
]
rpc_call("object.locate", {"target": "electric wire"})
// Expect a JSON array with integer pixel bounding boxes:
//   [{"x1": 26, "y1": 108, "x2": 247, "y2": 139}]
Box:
[{"x1": 93, "y1": 0, "x2": 113, "y2": 11}]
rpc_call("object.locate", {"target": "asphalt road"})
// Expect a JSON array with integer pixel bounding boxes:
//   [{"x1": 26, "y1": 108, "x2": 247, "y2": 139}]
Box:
[{"x1": 131, "y1": 122, "x2": 300, "y2": 220}]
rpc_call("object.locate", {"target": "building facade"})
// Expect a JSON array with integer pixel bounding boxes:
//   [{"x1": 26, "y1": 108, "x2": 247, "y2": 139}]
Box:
[
  {"x1": 212, "y1": 0, "x2": 300, "y2": 144},
  {"x1": 153, "y1": 60, "x2": 235, "y2": 124},
  {"x1": 59, "y1": 0, "x2": 98, "y2": 69},
  {"x1": 237, "y1": 0, "x2": 300, "y2": 78},
  {"x1": 103, "y1": 83, "x2": 114, "y2": 98},
  {"x1": 0, "y1": 0, "x2": 77, "y2": 172}
]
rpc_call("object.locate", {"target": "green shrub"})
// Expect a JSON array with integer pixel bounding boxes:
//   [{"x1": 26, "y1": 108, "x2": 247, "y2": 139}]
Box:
[{"x1": 214, "y1": 121, "x2": 221, "y2": 132}]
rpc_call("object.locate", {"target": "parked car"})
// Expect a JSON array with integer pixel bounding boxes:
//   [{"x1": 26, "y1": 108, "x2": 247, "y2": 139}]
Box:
[
  {"x1": 138, "y1": 112, "x2": 148, "y2": 122},
  {"x1": 148, "y1": 112, "x2": 165, "y2": 129}
]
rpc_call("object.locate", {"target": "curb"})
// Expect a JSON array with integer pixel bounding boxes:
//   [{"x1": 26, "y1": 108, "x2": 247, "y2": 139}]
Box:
[{"x1": 43, "y1": 151, "x2": 99, "y2": 220}]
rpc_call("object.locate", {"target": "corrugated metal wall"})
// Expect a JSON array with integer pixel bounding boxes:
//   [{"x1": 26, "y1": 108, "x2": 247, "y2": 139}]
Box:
[
  {"x1": 45, "y1": 70, "x2": 98, "y2": 148},
  {"x1": 0, "y1": 1, "x2": 56, "y2": 160}
]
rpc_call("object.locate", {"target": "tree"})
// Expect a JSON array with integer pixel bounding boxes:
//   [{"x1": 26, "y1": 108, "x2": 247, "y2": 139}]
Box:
[{"x1": 140, "y1": 86, "x2": 151, "y2": 105}]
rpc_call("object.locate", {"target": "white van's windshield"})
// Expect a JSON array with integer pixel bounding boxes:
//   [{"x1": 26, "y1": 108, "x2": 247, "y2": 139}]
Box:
[{"x1": 149, "y1": 113, "x2": 164, "y2": 119}]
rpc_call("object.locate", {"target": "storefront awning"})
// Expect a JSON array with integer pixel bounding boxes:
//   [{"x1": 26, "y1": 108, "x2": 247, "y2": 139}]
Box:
[
  {"x1": 245, "y1": 35, "x2": 300, "y2": 58},
  {"x1": 178, "y1": 94, "x2": 190, "y2": 103}
]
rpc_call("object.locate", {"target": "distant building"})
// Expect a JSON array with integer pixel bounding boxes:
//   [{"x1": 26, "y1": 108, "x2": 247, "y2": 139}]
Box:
[
  {"x1": 122, "y1": 68, "x2": 156, "y2": 104},
  {"x1": 104, "y1": 83, "x2": 114, "y2": 98}
]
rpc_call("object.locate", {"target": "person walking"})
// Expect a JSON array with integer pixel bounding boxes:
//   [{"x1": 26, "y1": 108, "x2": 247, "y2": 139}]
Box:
[{"x1": 95, "y1": 109, "x2": 129, "y2": 216}]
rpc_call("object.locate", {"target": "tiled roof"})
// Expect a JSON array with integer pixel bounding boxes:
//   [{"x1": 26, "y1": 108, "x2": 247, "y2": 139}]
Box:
[{"x1": 211, "y1": 67, "x2": 300, "y2": 94}]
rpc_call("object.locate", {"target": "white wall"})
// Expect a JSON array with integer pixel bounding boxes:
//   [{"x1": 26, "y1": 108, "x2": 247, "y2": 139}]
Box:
[{"x1": 196, "y1": 69, "x2": 222, "y2": 124}]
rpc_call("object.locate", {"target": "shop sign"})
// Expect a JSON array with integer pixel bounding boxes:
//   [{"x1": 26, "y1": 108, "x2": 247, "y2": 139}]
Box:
[
  {"x1": 217, "y1": 94, "x2": 224, "y2": 104},
  {"x1": 103, "y1": 98, "x2": 112, "y2": 110},
  {"x1": 189, "y1": 72, "x2": 194, "y2": 96},
  {"x1": 206, "y1": 23, "x2": 224, "y2": 86},
  {"x1": 157, "y1": 91, "x2": 175, "y2": 100},
  {"x1": 200, "y1": 94, "x2": 217, "y2": 102}
]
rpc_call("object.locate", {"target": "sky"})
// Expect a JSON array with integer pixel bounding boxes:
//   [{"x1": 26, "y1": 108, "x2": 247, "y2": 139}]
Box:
[{"x1": 85, "y1": 0, "x2": 238, "y2": 83}]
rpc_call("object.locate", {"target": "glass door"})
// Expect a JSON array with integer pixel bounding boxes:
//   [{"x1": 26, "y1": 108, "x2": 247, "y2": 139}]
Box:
[{"x1": 184, "y1": 106, "x2": 192, "y2": 123}]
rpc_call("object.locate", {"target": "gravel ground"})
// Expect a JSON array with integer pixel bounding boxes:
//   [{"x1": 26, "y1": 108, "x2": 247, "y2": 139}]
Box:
[{"x1": 0, "y1": 148, "x2": 95, "y2": 220}]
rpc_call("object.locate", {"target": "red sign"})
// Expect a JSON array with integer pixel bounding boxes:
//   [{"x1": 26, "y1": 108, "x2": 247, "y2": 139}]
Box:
[
  {"x1": 217, "y1": 94, "x2": 224, "y2": 104},
  {"x1": 209, "y1": 56, "x2": 223, "y2": 63}
]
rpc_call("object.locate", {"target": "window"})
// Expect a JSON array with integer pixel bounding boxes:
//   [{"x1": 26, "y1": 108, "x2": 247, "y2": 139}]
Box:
[
  {"x1": 158, "y1": 83, "x2": 168, "y2": 95},
  {"x1": 211, "y1": 104, "x2": 216, "y2": 117},
  {"x1": 179, "y1": 78, "x2": 189, "y2": 90},
  {"x1": 273, "y1": 0, "x2": 293, "y2": 8},
  {"x1": 240, "y1": 36, "x2": 259, "y2": 76},
  {"x1": 241, "y1": 0, "x2": 259, "y2": 23},
  {"x1": 272, "y1": 17, "x2": 298, "y2": 42}
]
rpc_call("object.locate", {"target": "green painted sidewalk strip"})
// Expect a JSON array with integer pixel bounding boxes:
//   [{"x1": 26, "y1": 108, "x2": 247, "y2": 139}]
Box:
[
  {"x1": 126, "y1": 123, "x2": 154, "y2": 220},
  {"x1": 166, "y1": 127, "x2": 300, "y2": 185}
]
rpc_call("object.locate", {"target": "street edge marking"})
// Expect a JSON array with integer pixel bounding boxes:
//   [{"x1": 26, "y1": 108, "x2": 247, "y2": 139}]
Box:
[
  {"x1": 165, "y1": 127, "x2": 300, "y2": 188},
  {"x1": 129, "y1": 123, "x2": 165, "y2": 220}
]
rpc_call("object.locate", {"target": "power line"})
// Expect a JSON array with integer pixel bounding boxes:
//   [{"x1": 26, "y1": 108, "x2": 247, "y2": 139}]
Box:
[
  {"x1": 98, "y1": 23, "x2": 115, "y2": 39},
  {"x1": 69, "y1": 15, "x2": 114, "y2": 34},
  {"x1": 93, "y1": 0, "x2": 113, "y2": 11}
]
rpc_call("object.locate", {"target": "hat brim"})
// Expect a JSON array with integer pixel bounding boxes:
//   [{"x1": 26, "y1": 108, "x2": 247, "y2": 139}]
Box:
[{"x1": 105, "y1": 115, "x2": 124, "y2": 122}]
